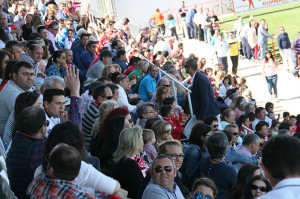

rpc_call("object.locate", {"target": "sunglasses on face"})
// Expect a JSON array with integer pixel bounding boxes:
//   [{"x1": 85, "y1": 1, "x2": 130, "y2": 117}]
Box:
[
  {"x1": 168, "y1": 154, "x2": 185, "y2": 160},
  {"x1": 251, "y1": 185, "x2": 267, "y2": 192},
  {"x1": 231, "y1": 133, "x2": 239, "y2": 136},
  {"x1": 43, "y1": 120, "x2": 50, "y2": 127},
  {"x1": 194, "y1": 192, "x2": 213, "y2": 199},
  {"x1": 154, "y1": 165, "x2": 173, "y2": 173},
  {"x1": 213, "y1": 124, "x2": 218, "y2": 128},
  {"x1": 103, "y1": 96, "x2": 113, "y2": 100}
]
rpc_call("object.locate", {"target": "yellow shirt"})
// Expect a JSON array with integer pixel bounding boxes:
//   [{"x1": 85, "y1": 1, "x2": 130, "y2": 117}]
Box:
[
  {"x1": 153, "y1": 12, "x2": 164, "y2": 25},
  {"x1": 228, "y1": 39, "x2": 240, "y2": 56}
]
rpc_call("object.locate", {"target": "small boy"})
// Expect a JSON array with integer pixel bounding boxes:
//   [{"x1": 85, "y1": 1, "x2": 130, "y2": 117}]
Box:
[
  {"x1": 282, "y1": 112, "x2": 290, "y2": 123},
  {"x1": 160, "y1": 105, "x2": 183, "y2": 140},
  {"x1": 142, "y1": 129, "x2": 157, "y2": 163},
  {"x1": 64, "y1": 29, "x2": 74, "y2": 49},
  {"x1": 290, "y1": 115, "x2": 297, "y2": 134}
]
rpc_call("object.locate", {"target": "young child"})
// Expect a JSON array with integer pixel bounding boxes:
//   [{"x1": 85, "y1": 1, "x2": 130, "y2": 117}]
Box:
[
  {"x1": 64, "y1": 29, "x2": 74, "y2": 49},
  {"x1": 160, "y1": 105, "x2": 183, "y2": 140},
  {"x1": 238, "y1": 114, "x2": 251, "y2": 136},
  {"x1": 282, "y1": 112, "x2": 290, "y2": 123},
  {"x1": 142, "y1": 129, "x2": 157, "y2": 163},
  {"x1": 290, "y1": 115, "x2": 297, "y2": 134},
  {"x1": 269, "y1": 119, "x2": 280, "y2": 138}
]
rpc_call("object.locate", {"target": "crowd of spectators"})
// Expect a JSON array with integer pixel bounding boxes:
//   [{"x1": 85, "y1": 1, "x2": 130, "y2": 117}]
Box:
[{"x1": 0, "y1": 0, "x2": 299, "y2": 199}]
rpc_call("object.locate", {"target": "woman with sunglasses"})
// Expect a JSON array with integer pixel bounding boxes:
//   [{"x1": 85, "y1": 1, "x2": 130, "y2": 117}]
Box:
[
  {"x1": 45, "y1": 50, "x2": 67, "y2": 78},
  {"x1": 155, "y1": 86, "x2": 171, "y2": 107},
  {"x1": 187, "y1": 178, "x2": 218, "y2": 199},
  {"x1": 113, "y1": 126, "x2": 148, "y2": 199},
  {"x1": 242, "y1": 175, "x2": 272, "y2": 199}
]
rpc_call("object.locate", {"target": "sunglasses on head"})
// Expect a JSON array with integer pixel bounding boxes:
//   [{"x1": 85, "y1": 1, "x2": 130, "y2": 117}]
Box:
[
  {"x1": 251, "y1": 185, "x2": 267, "y2": 192},
  {"x1": 194, "y1": 192, "x2": 213, "y2": 199},
  {"x1": 154, "y1": 165, "x2": 173, "y2": 173}
]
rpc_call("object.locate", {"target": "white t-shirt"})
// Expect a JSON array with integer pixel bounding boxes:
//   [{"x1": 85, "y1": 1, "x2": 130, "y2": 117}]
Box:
[{"x1": 34, "y1": 161, "x2": 117, "y2": 196}]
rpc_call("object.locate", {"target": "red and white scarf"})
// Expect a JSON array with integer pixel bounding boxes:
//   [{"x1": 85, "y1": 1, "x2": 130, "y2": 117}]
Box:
[{"x1": 128, "y1": 154, "x2": 149, "y2": 178}]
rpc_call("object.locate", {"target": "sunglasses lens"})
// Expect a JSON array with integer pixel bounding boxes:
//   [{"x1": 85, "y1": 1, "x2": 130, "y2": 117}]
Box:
[
  {"x1": 205, "y1": 195, "x2": 213, "y2": 199},
  {"x1": 165, "y1": 166, "x2": 173, "y2": 172},
  {"x1": 194, "y1": 192, "x2": 203, "y2": 199},
  {"x1": 154, "y1": 166, "x2": 163, "y2": 173}
]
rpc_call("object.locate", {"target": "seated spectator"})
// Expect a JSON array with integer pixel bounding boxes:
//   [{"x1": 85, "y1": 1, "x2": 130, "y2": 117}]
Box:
[
  {"x1": 239, "y1": 114, "x2": 252, "y2": 136},
  {"x1": 88, "y1": 100, "x2": 119, "y2": 149},
  {"x1": 35, "y1": 121, "x2": 120, "y2": 196},
  {"x1": 181, "y1": 122, "x2": 210, "y2": 185},
  {"x1": 142, "y1": 129, "x2": 157, "y2": 163},
  {"x1": 187, "y1": 178, "x2": 218, "y2": 199},
  {"x1": 87, "y1": 49, "x2": 113, "y2": 79},
  {"x1": 57, "y1": 19, "x2": 76, "y2": 48},
  {"x1": 27, "y1": 144, "x2": 95, "y2": 198},
  {"x1": 0, "y1": 61, "x2": 34, "y2": 137},
  {"x1": 128, "y1": 59, "x2": 148, "y2": 89},
  {"x1": 227, "y1": 164, "x2": 260, "y2": 199},
  {"x1": 282, "y1": 111, "x2": 290, "y2": 123},
  {"x1": 78, "y1": 40, "x2": 97, "y2": 75},
  {"x1": 290, "y1": 115, "x2": 297, "y2": 134},
  {"x1": 199, "y1": 132, "x2": 237, "y2": 199},
  {"x1": 219, "y1": 76, "x2": 233, "y2": 98},
  {"x1": 6, "y1": 106, "x2": 47, "y2": 199},
  {"x1": 235, "y1": 133, "x2": 260, "y2": 169},
  {"x1": 116, "y1": 75, "x2": 136, "y2": 112},
  {"x1": 255, "y1": 121, "x2": 269, "y2": 140},
  {"x1": 124, "y1": 56, "x2": 142, "y2": 76},
  {"x1": 64, "y1": 28, "x2": 75, "y2": 49},
  {"x1": 252, "y1": 107, "x2": 272, "y2": 130},
  {"x1": 142, "y1": 154, "x2": 185, "y2": 199},
  {"x1": 45, "y1": 50, "x2": 67, "y2": 78},
  {"x1": 82, "y1": 84, "x2": 113, "y2": 148},
  {"x1": 242, "y1": 175, "x2": 272, "y2": 199},
  {"x1": 5, "y1": 41, "x2": 23, "y2": 61},
  {"x1": 71, "y1": 33, "x2": 89, "y2": 66},
  {"x1": 278, "y1": 122, "x2": 293, "y2": 136},
  {"x1": 80, "y1": 81, "x2": 103, "y2": 116},
  {"x1": 203, "y1": 115, "x2": 219, "y2": 131},
  {"x1": 3, "y1": 91, "x2": 42, "y2": 151},
  {"x1": 224, "y1": 125, "x2": 258, "y2": 170},
  {"x1": 154, "y1": 86, "x2": 171, "y2": 106},
  {"x1": 113, "y1": 49, "x2": 128, "y2": 73},
  {"x1": 269, "y1": 119, "x2": 280, "y2": 137},
  {"x1": 220, "y1": 109, "x2": 236, "y2": 130},
  {"x1": 138, "y1": 64, "x2": 158, "y2": 101},
  {"x1": 152, "y1": 120, "x2": 173, "y2": 147},
  {"x1": 106, "y1": 83, "x2": 119, "y2": 102},
  {"x1": 102, "y1": 64, "x2": 117, "y2": 78},
  {"x1": 160, "y1": 105, "x2": 183, "y2": 140},
  {"x1": 136, "y1": 102, "x2": 158, "y2": 128},
  {"x1": 90, "y1": 115, "x2": 128, "y2": 176},
  {"x1": 113, "y1": 126, "x2": 149, "y2": 199}
]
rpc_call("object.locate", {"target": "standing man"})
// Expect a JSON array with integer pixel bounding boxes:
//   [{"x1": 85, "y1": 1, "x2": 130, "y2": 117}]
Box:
[
  {"x1": 292, "y1": 32, "x2": 300, "y2": 76},
  {"x1": 0, "y1": 62, "x2": 34, "y2": 137},
  {"x1": 186, "y1": 4, "x2": 197, "y2": 39},
  {"x1": 138, "y1": 65, "x2": 158, "y2": 101},
  {"x1": 183, "y1": 58, "x2": 220, "y2": 137},
  {"x1": 153, "y1": 8, "x2": 165, "y2": 35},
  {"x1": 207, "y1": 11, "x2": 219, "y2": 40},
  {"x1": 142, "y1": 154, "x2": 185, "y2": 199},
  {"x1": 214, "y1": 34, "x2": 229, "y2": 74},
  {"x1": 178, "y1": 1, "x2": 188, "y2": 38},
  {"x1": 258, "y1": 136, "x2": 300, "y2": 199},
  {"x1": 277, "y1": 26, "x2": 295, "y2": 72},
  {"x1": 258, "y1": 19, "x2": 274, "y2": 62},
  {"x1": 228, "y1": 31, "x2": 240, "y2": 75},
  {"x1": 193, "y1": 7, "x2": 205, "y2": 42}
]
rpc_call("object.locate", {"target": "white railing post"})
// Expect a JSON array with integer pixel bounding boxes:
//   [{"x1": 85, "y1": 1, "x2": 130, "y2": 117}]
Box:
[
  {"x1": 187, "y1": 92, "x2": 193, "y2": 116},
  {"x1": 171, "y1": 80, "x2": 177, "y2": 102}
]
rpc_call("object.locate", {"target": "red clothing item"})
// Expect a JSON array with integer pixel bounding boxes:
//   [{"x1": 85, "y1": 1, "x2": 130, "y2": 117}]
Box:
[
  {"x1": 162, "y1": 112, "x2": 183, "y2": 140},
  {"x1": 123, "y1": 65, "x2": 135, "y2": 75},
  {"x1": 88, "y1": 56, "x2": 100, "y2": 71},
  {"x1": 95, "y1": 36, "x2": 109, "y2": 54},
  {"x1": 0, "y1": 80, "x2": 7, "y2": 92}
]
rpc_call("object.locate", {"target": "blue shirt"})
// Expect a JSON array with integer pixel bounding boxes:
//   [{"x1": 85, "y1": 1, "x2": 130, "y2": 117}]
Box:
[
  {"x1": 72, "y1": 43, "x2": 85, "y2": 66},
  {"x1": 186, "y1": 9, "x2": 196, "y2": 24},
  {"x1": 113, "y1": 59, "x2": 128, "y2": 73},
  {"x1": 138, "y1": 74, "x2": 156, "y2": 100},
  {"x1": 277, "y1": 32, "x2": 291, "y2": 50},
  {"x1": 225, "y1": 146, "x2": 258, "y2": 171},
  {"x1": 258, "y1": 26, "x2": 272, "y2": 45},
  {"x1": 78, "y1": 50, "x2": 94, "y2": 76},
  {"x1": 45, "y1": 64, "x2": 66, "y2": 78}
]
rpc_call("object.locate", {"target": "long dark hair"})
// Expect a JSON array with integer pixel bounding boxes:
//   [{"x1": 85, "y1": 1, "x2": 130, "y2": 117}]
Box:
[
  {"x1": 42, "y1": 121, "x2": 88, "y2": 171},
  {"x1": 46, "y1": 50, "x2": 65, "y2": 69},
  {"x1": 264, "y1": 50, "x2": 275, "y2": 63},
  {"x1": 227, "y1": 164, "x2": 259, "y2": 199},
  {"x1": 0, "y1": 27, "x2": 9, "y2": 44},
  {"x1": 12, "y1": 91, "x2": 40, "y2": 138},
  {"x1": 0, "y1": 61, "x2": 17, "y2": 87},
  {"x1": 243, "y1": 175, "x2": 272, "y2": 199},
  {"x1": 189, "y1": 122, "x2": 211, "y2": 148},
  {"x1": 0, "y1": 50, "x2": 10, "y2": 78}
]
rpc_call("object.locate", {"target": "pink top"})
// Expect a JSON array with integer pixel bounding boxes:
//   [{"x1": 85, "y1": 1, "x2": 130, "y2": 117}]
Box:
[{"x1": 264, "y1": 60, "x2": 277, "y2": 77}]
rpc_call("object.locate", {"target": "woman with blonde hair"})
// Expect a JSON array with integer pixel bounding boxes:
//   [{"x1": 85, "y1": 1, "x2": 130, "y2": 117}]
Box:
[
  {"x1": 101, "y1": 64, "x2": 116, "y2": 77},
  {"x1": 151, "y1": 120, "x2": 173, "y2": 147},
  {"x1": 112, "y1": 126, "x2": 148, "y2": 199},
  {"x1": 215, "y1": 70, "x2": 225, "y2": 89},
  {"x1": 91, "y1": 100, "x2": 119, "y2": 139},
  {"x1": 32, "y1": 14, "x2": 42, "y2": 33}
]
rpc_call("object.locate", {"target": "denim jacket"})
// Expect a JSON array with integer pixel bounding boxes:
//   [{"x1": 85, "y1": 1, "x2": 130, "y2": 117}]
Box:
[
  {"x1": 225, "y1": 146, "x2": 258, "y2": 171},
  {"x1": 181, "y1": 144, "x2": 208, "y2": 183}
]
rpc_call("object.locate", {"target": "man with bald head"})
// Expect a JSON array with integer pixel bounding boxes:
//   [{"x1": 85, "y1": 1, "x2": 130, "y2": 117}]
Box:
[{"x1": 20, "y1": 44, "x2": 44, "y2": 76}]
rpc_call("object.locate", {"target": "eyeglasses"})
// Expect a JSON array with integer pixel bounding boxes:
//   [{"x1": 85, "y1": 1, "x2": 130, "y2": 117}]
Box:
[
  {"x1": 67, "y1": 23, "x2": 73, "y2": 25},
  {"x1": 168, "y1": 154, "x2": 185, "y2": 160},
  {"x1": 251, "y1": 185, "x2": 267, "y2": 192},
  {"x1": 163, "y1": 85, "x2": 171, "y2": 87},
  {"x1": 259, "y1": 143, "x2": 264, "y2": 147},
  {"x1": 231, "y1": 133, "x2": 239, "y2": 136},
  {"x1": 194, "y1": 192, "x2": 213, "y2": 199},
  {"x1": 213, "y1": 124, "x2": 218, "y2": 128},
  {"x1": 128, "y1": 119, "x2": 133, "y2": 123},
  {"x1": 103, "y1": 96, "x2": 113, "y2": 100},
  {"x1": 154, "y1": 165, "x2": 173, "y2": 173},
  {"x1": 53, "y1": 28, "x2": 59, "y2": 30},
  {"x1": 280, "y1": 29, "x2": 284, "y2": 31}
]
